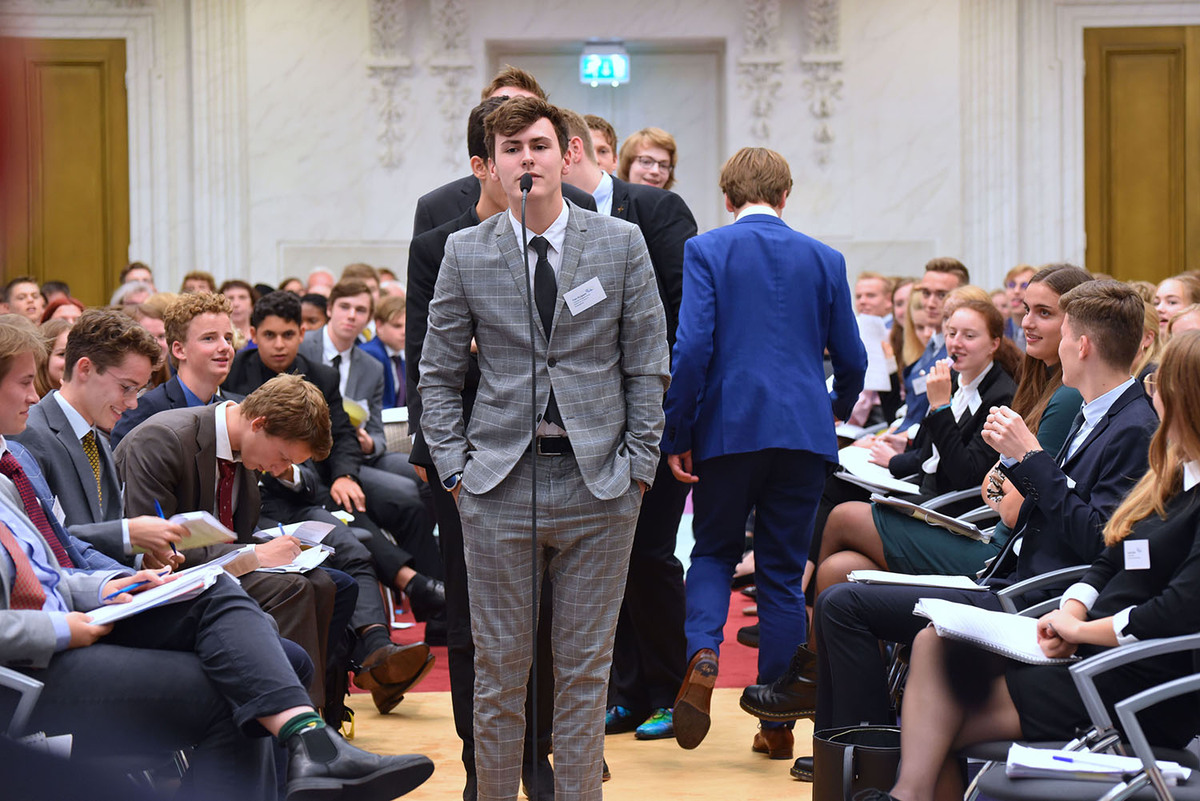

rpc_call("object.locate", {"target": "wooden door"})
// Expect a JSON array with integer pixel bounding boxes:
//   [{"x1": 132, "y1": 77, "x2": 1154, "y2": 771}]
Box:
[{"x1": 0, "y1": 38, "x2": 129, "y2": 307}]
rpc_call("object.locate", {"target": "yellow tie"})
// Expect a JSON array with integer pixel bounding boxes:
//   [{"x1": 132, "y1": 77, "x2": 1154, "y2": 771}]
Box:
[{"x1": 81, "y1": 431, "x2": 103, "y2": 506}]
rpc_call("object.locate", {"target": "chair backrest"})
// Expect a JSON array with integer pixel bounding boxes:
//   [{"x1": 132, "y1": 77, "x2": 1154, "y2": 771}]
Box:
[{"x1": 0, "y1": 666, "x2": 44, "y2": 737}]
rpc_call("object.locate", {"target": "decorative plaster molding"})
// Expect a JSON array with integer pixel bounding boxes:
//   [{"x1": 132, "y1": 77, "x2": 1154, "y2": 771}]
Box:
[
  {"x1": 429, "y1": 0, "x2": 473, "y2": 163},
  {"x1": 367, "y1": 0, "x2": 411, "y2": 169},
  {"x1": 737, "y1": 0, "x2": 783, "y2": 142},
  {"x1": 800, "y1": 0, "x2": 842, "y2": 167}
]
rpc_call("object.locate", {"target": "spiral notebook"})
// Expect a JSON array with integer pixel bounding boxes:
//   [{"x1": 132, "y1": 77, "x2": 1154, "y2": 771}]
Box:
[{"x1": 912, "y1": 597, "x2": 1077, "y2": 665}]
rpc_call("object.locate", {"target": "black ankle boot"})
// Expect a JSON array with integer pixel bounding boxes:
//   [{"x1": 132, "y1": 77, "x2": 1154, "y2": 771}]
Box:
[
  {"x1": 738, "y1": 645, "x2": 818, "y2": 720},
  {"x1": 286, "y1": 725, "x2": 434, "y2": 801}
]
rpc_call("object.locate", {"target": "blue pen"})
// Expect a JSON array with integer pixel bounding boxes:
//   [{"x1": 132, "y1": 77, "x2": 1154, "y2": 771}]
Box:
[
  {"x1": 154, "y1": 499, "x2": 179, "y2": 556},
  {"x1": 101, "y1": 568, "x2": 169, "y2": 602}
]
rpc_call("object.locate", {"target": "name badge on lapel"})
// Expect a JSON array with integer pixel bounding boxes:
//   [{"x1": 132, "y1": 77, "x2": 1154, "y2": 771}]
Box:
[
  {"x1": 51, "y1": 495, "x2": 66, "y2": 525},
  {"x1": 1124, "y1": 539, "x2": 1150, "y2": 571},
  {"x1": 564, "y1": 277, "x2": 607, "y2": 316}
]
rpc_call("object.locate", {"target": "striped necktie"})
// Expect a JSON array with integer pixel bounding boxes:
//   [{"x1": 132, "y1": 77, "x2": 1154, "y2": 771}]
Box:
[
  {"x1": 0, "y1": 522, "x2": 47, "y2": 610},
  {"x1": 0, "y1": 453, "x2": 73, "y2": 568}
]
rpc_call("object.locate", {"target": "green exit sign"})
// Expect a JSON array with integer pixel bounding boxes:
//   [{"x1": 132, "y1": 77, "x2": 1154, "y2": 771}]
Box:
[{"x1": 580, "y1": 51, "x2": 629, "y2": 87}]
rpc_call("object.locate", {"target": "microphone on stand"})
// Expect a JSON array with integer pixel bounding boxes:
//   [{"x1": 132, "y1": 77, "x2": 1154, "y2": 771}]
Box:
[{"x1": 518, "y1": 170, "x2": 542, "y2": 801}]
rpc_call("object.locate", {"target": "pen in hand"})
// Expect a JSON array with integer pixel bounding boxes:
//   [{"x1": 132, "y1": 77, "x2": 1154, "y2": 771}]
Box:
[
  {"x1": 101, "y1": 568, "x2": 170, "y2": 602},
  {"x1": 154, "y1": 499, "x2": 179, "y2": 556}
]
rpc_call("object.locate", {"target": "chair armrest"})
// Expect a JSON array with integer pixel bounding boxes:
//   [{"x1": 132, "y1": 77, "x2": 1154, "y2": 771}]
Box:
[
  {"x1": 1115, "y1": 672, "x2": 1200, "y2": 801},
  {"x1": 0, "y1": 665, "x2": 43, "y2": 737},
  {"x1": 960, "y1": 506, "x2": 1000, "y2": 526},
  {"x1": 1071, "y1": 633, "x2": 1200, "y2": 738},
  {"x1": 996, "y1": 565, "x2": 1091, "y2": 613},
  {"x1": 923, "y1": 488, "x2": 981, "y2": 511}
]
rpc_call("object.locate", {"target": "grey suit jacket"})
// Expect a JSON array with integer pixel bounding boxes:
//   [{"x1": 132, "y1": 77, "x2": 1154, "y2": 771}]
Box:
[
  {"x1": 419, "y1": 204, "x2": 670, "y2": 500},
  {"x1": 0, "y1": 496, "x2": 122, "y2": 668},
  {"x1": 13, "y1": 392, "x2": 127, "y2": 562},
  {"x1": 298, "y1": 328, "x2": 389, "y2": 462}
]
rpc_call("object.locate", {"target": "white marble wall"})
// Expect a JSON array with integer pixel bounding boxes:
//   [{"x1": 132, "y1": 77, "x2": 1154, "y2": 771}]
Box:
[{"x1": 5, "y1": 0, "x2": 1198, "y2": 293}]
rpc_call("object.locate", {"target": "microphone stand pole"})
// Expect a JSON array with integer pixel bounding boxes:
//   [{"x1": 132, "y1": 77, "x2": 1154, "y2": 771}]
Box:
[{"x1": 518, "y1": 171, "x2": 541, "y2": 801}]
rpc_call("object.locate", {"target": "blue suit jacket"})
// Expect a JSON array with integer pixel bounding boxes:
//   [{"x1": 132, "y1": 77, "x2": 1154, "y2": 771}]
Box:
[
  {"x1": 661, "y1": 213, "x2": 866, "y2": 462},
  {"x1": 6, "y1": 441, "x2": 126, "y2": 572},
  {"x1": 109, "y1": 375, "x2": 243, "y2": 449},
  {"x1": 358, "y1": 335, "x2": 400, "y2": 409}
]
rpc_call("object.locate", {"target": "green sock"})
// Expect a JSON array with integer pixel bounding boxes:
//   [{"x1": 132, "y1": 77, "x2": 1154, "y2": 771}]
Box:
[{"x1": 277, "y1": 711, "x2": 325, "y2": 744}]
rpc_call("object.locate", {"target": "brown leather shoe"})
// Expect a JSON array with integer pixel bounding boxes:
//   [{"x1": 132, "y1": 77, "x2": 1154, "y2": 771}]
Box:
[
  {"x1": 353, "y1": 642, "x2": 432, "y2": 692},
  {"x1": 674, "y1": 648, "x2": 718, "y2": 750},
  {"x1": 365, "y1": 653, "x2": 436, "y2": 714},
  {"x1": 751, "y1": 726, "x2": 794, "y2": 759}
]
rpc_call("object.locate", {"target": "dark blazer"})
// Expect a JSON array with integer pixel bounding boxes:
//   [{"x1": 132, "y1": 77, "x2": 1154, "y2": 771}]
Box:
[
  {"x1": 298, "y1": 328, "x2": 389, "y2": 464},
  {"x1": 405, "y1": 207, "x2": 483, "y2": 468},
  {"x1": 5, "y1": 441, "x2": 126, "y2": 572},
  {"x1": 608, "y1": 177, "x2": 697, "y2": 347},
  {"x1": 358, "y1": 335, "x2": 400, "y2": 409},
  {"x1": 662, "y1": 214, "x2": 866, "y2": 462},
  {"x1": 109, "y1": 376, "x2": 243, "y2": 449},
  {"x1": 223, "y1": 349, "x2": 363, "y2": 484},
  {"x1": 997, "y1": 381, "x2": 1158, "y2": 585},
  {"x1": 888, "y1": 362, "x2": 1016, "y2": 503},
  {"x1": 412, "y1": 174, "x2": 597, "y2": 237},
  {"x1": 113, "y1": 405, "x2": 260, "y2": 541},
  {"x1": 13, "y1": 393, "x2": 126, "y2": 561}
]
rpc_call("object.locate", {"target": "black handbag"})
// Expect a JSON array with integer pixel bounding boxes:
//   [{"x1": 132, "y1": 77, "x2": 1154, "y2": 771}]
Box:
[{"x1": 812, "y1": 724, "x2": 902, "y2": 801}]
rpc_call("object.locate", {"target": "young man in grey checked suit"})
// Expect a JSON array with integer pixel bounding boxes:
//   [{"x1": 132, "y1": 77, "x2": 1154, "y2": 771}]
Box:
[{"x1": 419, "y1": 96, "x2": 670, "y2": 801}]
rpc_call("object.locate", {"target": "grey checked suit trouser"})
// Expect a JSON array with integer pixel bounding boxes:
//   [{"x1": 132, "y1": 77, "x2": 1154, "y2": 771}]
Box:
[{"x1": 420, "y1": 203, "x2": 669, "y2": 801}]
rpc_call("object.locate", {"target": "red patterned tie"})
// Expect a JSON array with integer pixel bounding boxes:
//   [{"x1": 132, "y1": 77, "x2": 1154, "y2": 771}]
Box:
[
  {"x1": 216, "y1": 459, "x2": 237, "y2": 530},
  {"x1": 0, "y1": 453, "x2": 73, "y2": 568},
  {"x1": 0, "y1": 521, "x2": 48, "y2": 610}
]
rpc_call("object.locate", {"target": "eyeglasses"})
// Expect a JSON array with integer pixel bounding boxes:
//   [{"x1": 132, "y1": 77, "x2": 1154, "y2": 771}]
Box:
[
  {"x1": 1006, "y1": 280, "x2": 1030, "y2": 291},
  {"x1": 1143, "y1": 372, "x2": 1158, "y2": 398},
  {"x1": 634, "y1": 155, "x2": 671, "y2": 172}
]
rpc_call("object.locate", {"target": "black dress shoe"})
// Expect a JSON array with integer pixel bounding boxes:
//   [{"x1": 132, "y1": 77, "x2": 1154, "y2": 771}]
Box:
[
  {"x1": 286, "y1": 725, "x2": 434, "y2": 801},
  {"x1": 405, "y1": 574, "x2": 446, "y2": 621},
  {"x1": 739, "y1": 645, "x2": 817, "y2": 720},
  {"x1": 736, "y1": 623, "x2": 759, "y2": 648},
  {"x1": 791, "y1": 755, "x2": 813, "y2": 781},
  {"x1": 521, "y1": 756, "x2": 554, "y2": 800}
]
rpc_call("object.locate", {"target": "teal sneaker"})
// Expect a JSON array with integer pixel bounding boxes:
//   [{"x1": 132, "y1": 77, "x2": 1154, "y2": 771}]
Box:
[
  {"x1": 634, "y1": 708, "x2": 674, "y2": 740},
  {"x1": 605, "y1": 705, "x2": 636, "y2": 734}
]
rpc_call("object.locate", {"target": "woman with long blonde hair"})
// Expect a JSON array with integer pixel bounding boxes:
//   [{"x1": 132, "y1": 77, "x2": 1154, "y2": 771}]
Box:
[{"x1": 862, "y1": 331, "x2": 1200, "y2": 801}]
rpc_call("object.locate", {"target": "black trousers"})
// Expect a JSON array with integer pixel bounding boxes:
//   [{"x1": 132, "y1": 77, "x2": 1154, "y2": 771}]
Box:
[
  {"x1": 608, "y1": 453, "x2": 688, "y2": 713},
  {"x1": 812, "y1": 581, "x2": 1002, "y2": 730},
  {"x1": 427, "y1": 461, "x2": 554, "y2": 801},
  {"x1": 25, "y1": 575, "x2": 313, "y2": 801}
]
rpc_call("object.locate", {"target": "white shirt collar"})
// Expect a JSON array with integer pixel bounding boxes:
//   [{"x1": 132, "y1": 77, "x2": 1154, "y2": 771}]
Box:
[
  {"x1": 1081, "y1": 377, "x2": 1136, "y2": 429},
  {"x1": 214, "y1": 401, "x2": 240, "y2": 463},
  {"x1": 950, "y1": 360, "x2": 993, "y2": 421},
  {"x1": 507, "y1": 198, "x2": 570, "y2": 254},
  {"x1": 321, "y1": 326, "x2": 352, "y2": 364},
  {"x1": 52, "y1": 390, "x2": 94, "y2": 441},
  {"x1": 592, "y1": 171, "x2": 614, "y2": 216},
  {"x1": 735, "y1": 204, "x2": 779, "y2": 221},
  {"x1": 0, "y1": 435, "x2": 8, "y2": 458},
  {"x1": 1184, "y1": 460, "x2": 1200, "y2": 492}
]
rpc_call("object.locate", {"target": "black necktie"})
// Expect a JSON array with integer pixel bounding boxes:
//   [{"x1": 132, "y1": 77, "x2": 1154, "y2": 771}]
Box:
[
  {"x1": 331, "y1": 353, "x2": 342, "y2": 373},
  {"x1": 529, "y1": 236, "x2": 562, "y2": 427},
  {"x1": 391, "y1": 355, "x2": 406, "y2": 405},
  {"x1": 1057, "y1": 410, "x2": 1087, "y2": 466}
]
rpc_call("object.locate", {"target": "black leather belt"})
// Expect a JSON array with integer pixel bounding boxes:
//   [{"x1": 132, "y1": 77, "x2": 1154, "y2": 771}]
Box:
[{"x1": 531, "y1": 436, "x2": 572, "y2": 456}]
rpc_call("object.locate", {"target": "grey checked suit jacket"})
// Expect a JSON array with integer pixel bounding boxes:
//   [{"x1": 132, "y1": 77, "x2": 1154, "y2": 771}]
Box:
[
  {"x1": 419, "y1": 204, "x2": 670, "y2": 500},
  {"x1": 298, "y1": 328, "x2": 389, "y2": 462},
  {"x1": 13, "y1": 393, "x2": 127, "y2": 562}
]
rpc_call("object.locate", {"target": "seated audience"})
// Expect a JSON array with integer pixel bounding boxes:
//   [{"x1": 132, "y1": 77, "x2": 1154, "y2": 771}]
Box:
[
  {"x1": 120, "y1": 261, "x2": 155, "y2": 290},
  {"x1": 1169, "y1": 303, "x2": 1200, "y2": 335},
  {"x1": 586, "y1": 113, "x2": 619, "y2": 174},
  {"x1": 40, "y1": 280, "x2": 70, "y2": 305},
  {"x1": 359, "y1": 293, "x2": 407, "y2": 409},
  {"x1": 340, "y1": 263, "x2": 381, "y2": 340},
  {"x1": 2, "y1": 276, "x2": 45, "y2": 324},
  {"x1": 218, "y1": 278, "x2": 258, "y2": 350},
  {"x1": 301, "y1": 293, "x2": 329, "y2": 332},
  {"x1": 618, "y1": 126, "x2": 678, "y2": 190},
  {"x1": 40, "y1": 296, "x2": 84, "y2": 325},
  {"x1": 279, "y1": 276, "x2": 305, "y2": 295},
  {"x1": 126, "y1": 295, "x2": 173, "y2": 390},
  {"x1": 0, "y1": 320, "x2": 433, "y2": 800},
  {"x1": 109, "y1": 280, "x2": 154, "y2": 308},
  {"x1": 873, "y1": 330, "x2": 1200, "y2": 801},
  {"x1": 180, "y1": 270, "x2": 217, "y2": 294},
  {"x1": 1132, "y1": 297, "x2": 1164, "y2": 380},
  {"x1": 1001, "y1": 263, "x2": 1034, "y2": 348},
  {"x1": 307, "y1": 268, "x2": 336, "y2": 297},
  {"x1": 34, "y1": 318, "x2": 71, "y2": 398}
]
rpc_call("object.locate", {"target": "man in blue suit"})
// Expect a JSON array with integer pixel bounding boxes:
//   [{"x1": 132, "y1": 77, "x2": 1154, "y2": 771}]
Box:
[
  {"x1": 358, "y1": 294, "x2": 406, "y2": 409},
  {"x1": 661, "y1": 147, "x2": 866, "y2": 757}
]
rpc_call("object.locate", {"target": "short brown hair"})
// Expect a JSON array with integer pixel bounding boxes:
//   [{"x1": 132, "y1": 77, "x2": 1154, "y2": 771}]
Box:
[
  {"x1": 164, "y1": 292, "x2": 233, "y2": 356},
  {"x1": 924, "y1": 257, "x2": 970, "y2": 286},
  {"x1": 375, "y1": 294, "x2": 405, "y2": 325},
  {"x1": 64, "y1": 308, "x2": 163, "y2": 381},
  {"x1": 340, "y1": 263, "x2": 379, "y2": 285},
  {"x1": 1059, "y1": 279, "x2": 1144, "y2": 371},
  {"x1": 484, "y1": 96, "x2": 569, "y2": 162},
  {"x1": 618, "y1": 127, "x2": 678, "y2": 190},
  {"x1": 329, "y1": 279, "x2": 375, "y2": 318},
  {"x1": 480, "y1": 65, "x2": 547, "y2": 102},
  {"x1": 0, "y1": 314, "x2": 47, "y2": 383},
  {"x1": 718, "y1": 147, "x2": 793, "y2": 209},
  {"x1": 180, "y1": 271, "x2": 216, "y2": 293},
  {"x1": 585, "y1": 114, "x2": 616, "y2": 153},
  {"x1": 559, "y1": 108, "x2": 595, "y2": 162},
  {"x1": 218, "y1": 279, "x2": 258, "y2": 299},
  {"x1": 238, "y1": 373, "x2": 332, "y2": 460}
]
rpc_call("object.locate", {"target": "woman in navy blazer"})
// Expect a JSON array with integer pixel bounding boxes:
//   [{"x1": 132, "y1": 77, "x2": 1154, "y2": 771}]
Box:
[{"x1": 815, "y1": 299, "x2": 1021, "y2": 594}]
